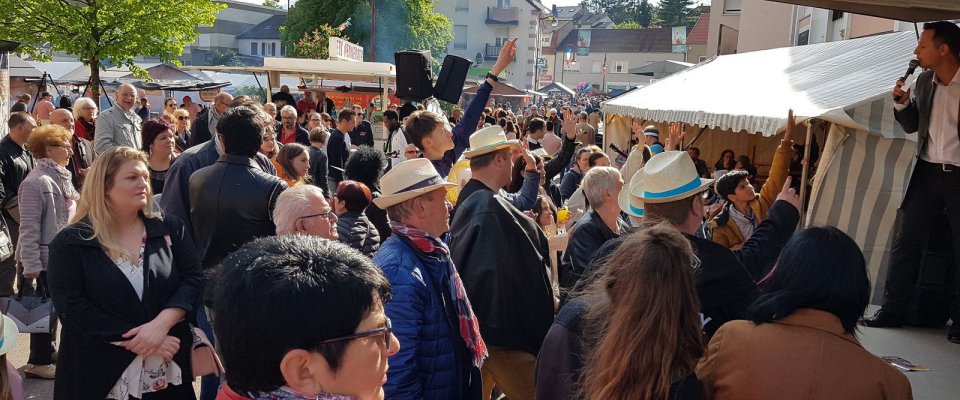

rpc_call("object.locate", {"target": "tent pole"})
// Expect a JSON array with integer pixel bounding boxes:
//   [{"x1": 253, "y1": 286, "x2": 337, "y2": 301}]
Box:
[
  {"x1": 798, "y1": 118, "x2": 815, "y2": 230},
  {"x1": 683, "y1": 126, "x2": 708, "y2": 150},
  {"x1": 914, "y1": 23, "x2": 920, "y2": 40}
]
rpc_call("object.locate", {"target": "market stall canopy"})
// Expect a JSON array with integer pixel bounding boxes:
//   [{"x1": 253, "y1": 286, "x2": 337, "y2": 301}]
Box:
[
  {"x1": 8, "y1": 55, "x2": 41, "y2": 78},
  {"x1": 602, "y1": 30, "x2": 919, "y2": 139},
  {"x1": 182, "y1": 57, "x2": 397, "y2": 84},
  {"x1": 537, "y1": 82, "x2": 575, "y2": 96},
  {"x1": 57, "y1": 63, "x2": 212, "y2": 84},
  {"x1": 767, "y1": 0, "x2": 960, "y2": 22},
  {"x1": 628, "y1": 60, "x2": 693, "y2": 77},
  {"x1": 464, "y1": 80, "x2": 527, "y2": 97}
]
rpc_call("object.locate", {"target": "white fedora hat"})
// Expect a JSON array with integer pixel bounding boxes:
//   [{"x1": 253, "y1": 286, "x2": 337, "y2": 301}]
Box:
[
  {"x1": 0, "y1": 314, "x2": 19, "y2": 356},
  {"x1": 462, "y1": 125, "x2": 520, "y2": 159},
  {"x1": 373, "y1": 158, "x2": 457, "y2": 209},
  {"x1": 630, "y1": 151, "x2": 714, "y2": 203},
  {"x1": 619, "y1": 168, "x2": 645, "y2": 218}
]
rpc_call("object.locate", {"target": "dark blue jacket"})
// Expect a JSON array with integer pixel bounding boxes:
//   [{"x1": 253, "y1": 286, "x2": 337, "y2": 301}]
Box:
[
  {"x1": 374, "y1": 233, "x2": 478, "y2": 400},
  {"x1": 432, "y1": 82, "x2": 493, "y2": 178}
]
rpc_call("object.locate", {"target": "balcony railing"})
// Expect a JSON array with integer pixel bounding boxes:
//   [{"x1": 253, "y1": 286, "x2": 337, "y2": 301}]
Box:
[
  {"x1": 485, "y1": 44, "x2": 502, "y2": 60},
  {"x1": 486, "y1": 6, "x2": 519, "y2": 25}
]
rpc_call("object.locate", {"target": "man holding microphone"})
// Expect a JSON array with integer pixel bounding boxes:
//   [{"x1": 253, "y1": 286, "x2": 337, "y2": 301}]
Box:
[{"x1": 866, "y1": 21, "x2": 960, "y2": 344}]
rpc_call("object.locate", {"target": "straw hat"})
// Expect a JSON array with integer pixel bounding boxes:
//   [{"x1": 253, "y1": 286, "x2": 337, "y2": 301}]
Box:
[
  {"x1": 630, "y1": 151, "x2": 714, "y2": 203},
  {"x1": 372, "y1": 158, "x2": 457, "y2": 209},
  {"x1": 462, "y1": 125, "x2": 519, "y2": 159},
  {"x1": 531, "y1": 148, "x2": 553, "y2": 160},
  {"x1": 619, "y1": 168, "x2": 645, "y2": 218},
  {"x1": 0, "y1": 314, "x2": 18, "y2": 356}
]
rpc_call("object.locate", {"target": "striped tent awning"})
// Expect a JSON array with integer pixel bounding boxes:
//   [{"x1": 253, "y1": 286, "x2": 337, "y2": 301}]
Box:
[{"x1": 601, "y1": 30, "x2": 923, "y2": 139}]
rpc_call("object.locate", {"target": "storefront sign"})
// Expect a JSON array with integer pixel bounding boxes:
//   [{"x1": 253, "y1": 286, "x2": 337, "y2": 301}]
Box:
[{"x1": 329, "y1": 37, "x2": 364, "y2": 62}]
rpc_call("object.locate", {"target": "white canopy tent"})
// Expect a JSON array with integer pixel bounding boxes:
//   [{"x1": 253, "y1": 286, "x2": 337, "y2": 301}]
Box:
[{"x1": 601, "y1": 30, "x2": 924, "y2": 299}]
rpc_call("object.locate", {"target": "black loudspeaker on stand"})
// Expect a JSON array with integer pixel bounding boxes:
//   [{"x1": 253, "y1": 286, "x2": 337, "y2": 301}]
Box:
[{"x1": 394, "y1": 51, "x2": 472, "y2": 103}]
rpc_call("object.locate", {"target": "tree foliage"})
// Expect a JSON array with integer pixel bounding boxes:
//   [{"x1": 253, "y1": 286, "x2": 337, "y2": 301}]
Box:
[
  {"x1": 262, "y1": 0, "x2": 282, "y2": 9},
  {"x1": 579, "y1": 0, "x2": 659, "y2": 28},
  {"x1": 0, "y1": 0, "x2": 223, "y2": 99},
  {"x1": 288, "y1": 24, "x2": 349, "y2": 60},
  {"x1": 209, "y1": 49, "x2": 243, "y2": 66},
  {"x1": 657, "y1": 0, "x2": 698, "y2": 28},
  {"x1": 282, "y1": 0, "x2": 452, "y2": 63},
  {"x1": 612, "y1": 21, "x2": 643, "y2": 29},
  {"x1": 637, "y1": 0, "x2": 655, "y2": 28},
  {"x1": 231, "y1": 85, "x2": 266, "y2": 103}
]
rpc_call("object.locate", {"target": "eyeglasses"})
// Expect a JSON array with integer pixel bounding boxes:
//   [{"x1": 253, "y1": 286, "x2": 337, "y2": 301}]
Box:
[
  {"x1": 320, "y1": 317, "x2": 393, "y2": 351},
  {"x1": 177, "y1": 116, "x2": 189, "y2": 121},
  {"x1": 297, "y1": 209, "x2": 335, "y2": 222},
  {"x1": 405, "y1": 150, "x2": 421, "y2": 156}
]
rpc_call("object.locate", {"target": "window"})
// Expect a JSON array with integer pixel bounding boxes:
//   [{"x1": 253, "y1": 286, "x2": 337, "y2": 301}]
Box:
[
  {"x1": 591, "y1": 61, "x2": 602, "y2": 73},
  {"x1": 797, "y1": 30, "x2": 809, "y2": 46},
  {"x1": 698, "y1": 56, "x2": 707, "y2": 63},
  {"x1": 613, "y1": 61, "x2": 628, "y2": 73},
  {"x1": 455, "y1": 0, "x2": 468, "y2": 11},
  {"x1": 831, "y1": 10, "x2": 844, "y2": 21},
  {"x1": 498, "y1": 0, "x2": 511, "y2": 7},
  {"x1": 723, "y1": 0, "x2": 741, "y2": 13},
  {"x1": 271, "y1": 42, "x2": 277, "y2": 56},
  {"x1": 261, "y1": 42, "x2": 266, "y2": 56},
  {"x1": 453, "y1": 25, "x2": 468, "y2": 50},
  {"x1": 281, "y1": 43, "x2": 286, "y2": 56},
  {"x1": 250, "y1": 42, "x2": 257, "y2": 56},
  {"x1": 541, "y1": 36, "x2": 552, "y2": 47}
]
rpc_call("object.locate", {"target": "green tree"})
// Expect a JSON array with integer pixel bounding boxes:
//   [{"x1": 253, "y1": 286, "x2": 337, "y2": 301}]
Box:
[
  {"x1": 209, "y1": 49, "x2": 243, "y2": 66},
  {"x1": 232, "y1": 85, "x2": 266, "y2": 103},
  {"x1": 262, "y1": 0, "x2": 282, "y2": 9},
  {"x1": 1, "y1": 0, "x2": 223, "y2": 99},
  {"x1": 637, "y1": 0, "x2": 654, "y2": 27},
  {"x1": 612, "y1": 21, "x2": 643, "y2": 29},
  {"x1": 283, "y1": 0, "x2": 451, "y2": 63},
  {"x1": 657, "y1": 0, "x2": 697, "y2": 28},
  {"x1": 289, "y1": 24, "x2": 349, "y2": 59}
]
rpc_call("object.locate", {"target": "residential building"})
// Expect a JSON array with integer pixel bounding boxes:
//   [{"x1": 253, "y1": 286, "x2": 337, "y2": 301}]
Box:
[
  {"x1": 706, "y1": 0, "x2": 913, "y2": 56},
  {"x1": 435, "y1": 0, "x2": 549, "y2": 90},
  {"x1": 552, "y1": 27, "x2": 685, "y2": 93},
  {"x1": 183, "y1": 0, "x2": 287, "y2": 66},
  {"x1": 537, "y1": 5, "x2": 613, "y2": 89},
  {"x1": 687, "y1": 13, "x2": 709, "y2": 63}
]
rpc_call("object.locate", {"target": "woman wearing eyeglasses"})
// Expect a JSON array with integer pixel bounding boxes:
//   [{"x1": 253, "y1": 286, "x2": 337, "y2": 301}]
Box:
[
  {"x1": 171, "y1": 109, "x2": 192, "y2": 152},
  {"x1": 72, "y1": 97, "x2": 98, "y2": 141},
  {"x1": 46, "y1": 147, "x2": 204, "y2": 399},
  {"x1": 15, "y1": 125, "x2": 77, "y2": 380},
  {"x1": 214, "y1": 235, "x2": 399, "y2": 400}
]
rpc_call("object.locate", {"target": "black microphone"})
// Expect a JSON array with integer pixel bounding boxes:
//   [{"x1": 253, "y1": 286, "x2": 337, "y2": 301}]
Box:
[{"x1": 894, "y1": 59, "x2": 920, "y2": 103}]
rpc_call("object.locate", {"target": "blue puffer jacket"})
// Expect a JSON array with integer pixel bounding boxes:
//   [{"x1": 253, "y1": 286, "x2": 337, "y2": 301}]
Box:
[{"x1": 374, "y1": 234, "x2": 471, "y2": 400}]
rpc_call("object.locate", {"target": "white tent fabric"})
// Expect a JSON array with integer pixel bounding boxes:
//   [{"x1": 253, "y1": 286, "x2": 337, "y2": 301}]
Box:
[
  {"x1": 602, "y1": 30, "x2": 918, "y2": 139},
  {"x1": 808, "y1": 126, "x2": 915, "y2": 301}
]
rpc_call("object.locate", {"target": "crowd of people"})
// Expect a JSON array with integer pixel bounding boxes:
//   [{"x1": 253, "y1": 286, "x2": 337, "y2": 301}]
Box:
[{"x1": 4, "y1": 23, "x2": 959, "y2": 400}]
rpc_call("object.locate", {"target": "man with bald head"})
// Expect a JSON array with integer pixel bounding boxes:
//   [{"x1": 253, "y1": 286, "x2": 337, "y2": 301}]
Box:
[
  {"x1": 49, "y1": 109, "x2": 95, "y2": 189},
  {"x1": 94, "y1": 83, "x2": 142, "y2": 153},
  {"x1": 190, "y1": 92, "x2": 233, "y2": 147}
]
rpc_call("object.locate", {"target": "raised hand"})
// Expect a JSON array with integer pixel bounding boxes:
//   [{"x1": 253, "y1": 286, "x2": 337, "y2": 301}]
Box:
[
  {"x1": 776, "y1": 176, "x2": 801, "y2": 212},
  {"x1": 562, "y1": 108, "x2": 577, "y2": 140},
  {"x1": 491, "y1": 38, "x2": 518, "y2": 76},
  {"x1": 665, "y1": 121, "x2": 684, "y2": 151},
  {"x1": 784, "y1": 109, "x2": 803, "y2": 142}
]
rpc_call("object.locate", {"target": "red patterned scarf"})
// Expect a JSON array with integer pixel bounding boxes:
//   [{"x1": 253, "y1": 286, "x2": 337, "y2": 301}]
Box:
[{"x1": 391, "y1": 222, "x2": 488, "y2": 367}]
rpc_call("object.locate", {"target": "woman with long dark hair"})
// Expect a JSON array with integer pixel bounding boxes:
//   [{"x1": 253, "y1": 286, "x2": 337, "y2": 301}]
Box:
[
  {"x1": 697, "y1": 227, "x2": 912, "y2": 399},
  {"x1": 537, "y1": 223, "x2": 705, "y2": 400},
  {"x1": 714, "y1": 149, "x2": 736, "y2": 172}
]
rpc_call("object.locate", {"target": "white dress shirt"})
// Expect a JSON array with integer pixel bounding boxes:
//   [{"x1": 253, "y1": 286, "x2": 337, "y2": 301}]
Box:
[{"x1": 919, "y1": 69, "x2": 960, "y2": 165}]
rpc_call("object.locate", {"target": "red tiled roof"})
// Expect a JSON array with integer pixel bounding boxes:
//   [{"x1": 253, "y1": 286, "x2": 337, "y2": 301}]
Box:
[{"x1": 687, "y1": 13, "x2": 709, "y2": 45}]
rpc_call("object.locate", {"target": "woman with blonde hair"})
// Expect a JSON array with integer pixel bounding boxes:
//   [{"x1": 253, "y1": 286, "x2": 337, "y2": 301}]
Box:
[
  {"x1": 47, "y1": 147, "x2": 203, "y2": 399},
  {"x1": 72, "y1": 97, "x2": 98, "y2": 141},
  {"x1": 537, "y1": 223, "x2": 705, "y2": 400},
  {"x1": 170, "y1": 108, "x2": 192, "y2": 152},
  {"x1": 275, "y1": 142, "x2": 310, "y2": 187},
  {"x1": 15, "y1": 124, "x2": 76, "y2": 380}
]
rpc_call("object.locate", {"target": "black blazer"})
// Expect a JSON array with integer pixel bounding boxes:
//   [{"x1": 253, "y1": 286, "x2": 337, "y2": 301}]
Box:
[
  {"x1": 47, "y1": 215, "x2": 203, "y2": 400},
  {"x1": 893, "y1": 70, "x2": 960, "y2": 160}
]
